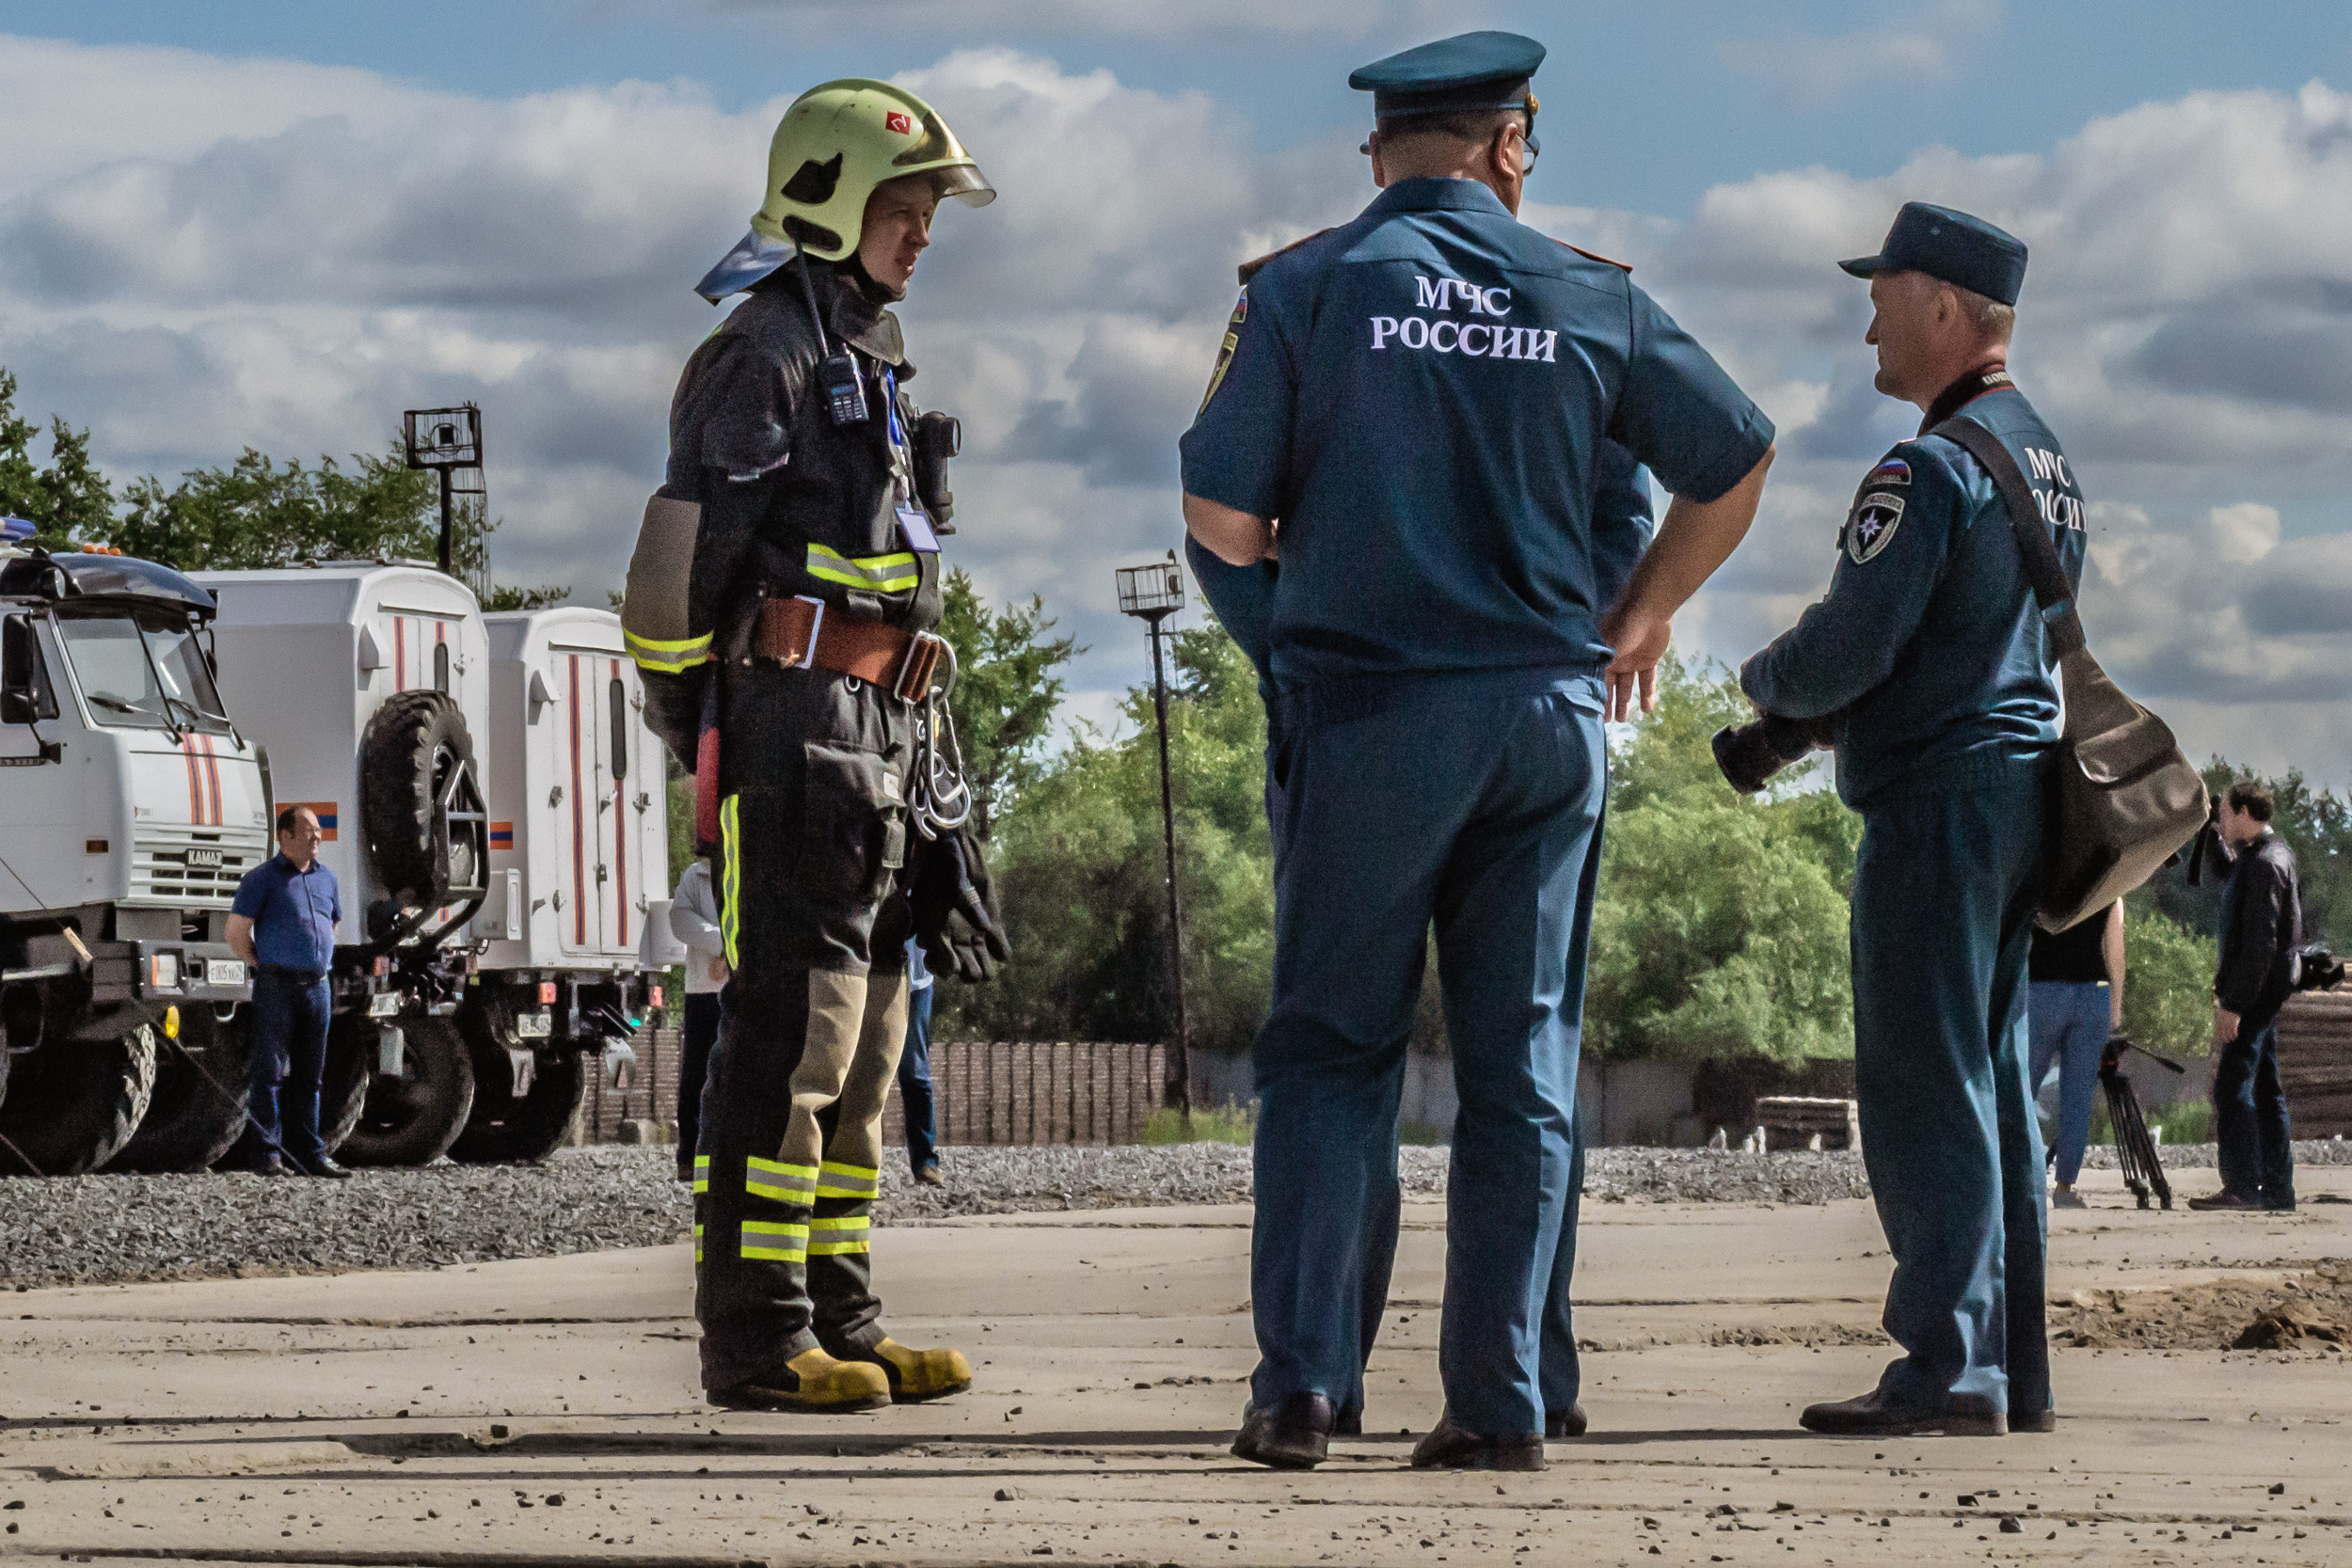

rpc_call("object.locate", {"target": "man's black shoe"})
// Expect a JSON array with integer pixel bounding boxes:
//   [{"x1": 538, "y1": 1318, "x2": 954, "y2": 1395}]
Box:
[
  {"x1": 2187, "y1": 1189, "x2": 2263, "y2": 1212},
  {"x1": 2012, "y1": 1407, "x2": 2057, "y2": 1433},
  {"x1": 1800, "y1": 1387, "x2": 2006, "y2": 1437},
  {"x1": 1231, "y1": 1392, "x2": 1333, "y2": 1470},
  {"x1": 1410, "y1": 1411, "x2": 1546, "y2": 1471},
  {"x1": 1334, "y1": 1408, "x2": 1362, "y2": 1436},
  {"x1": 299, "y1": 1156, "x2": 355, "y2": 1180},
  {"x1": 251, "y1": 1155, "x2": 289, "y2": 1177},
  {"x1": 1546, "y1": 1402, "x2": 1588, "y2": 1438}
]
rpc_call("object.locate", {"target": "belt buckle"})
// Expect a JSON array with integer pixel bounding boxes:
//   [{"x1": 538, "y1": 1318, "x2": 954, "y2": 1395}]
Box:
[
  {"x1": 894, "y1": 630, "x2": 946, "y2": 704},
  {"x1": 778, "y1": 594, "x2": 825, "y2": 668}
]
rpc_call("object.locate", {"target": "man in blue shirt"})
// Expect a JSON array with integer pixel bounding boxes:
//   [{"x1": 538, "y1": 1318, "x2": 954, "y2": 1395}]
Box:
[
  {"x1": 1742, "y1": 203, "x2": 2085, "y2": 1437},
  {"x1": 1181, "y1": 29, "x2": 1773, "y2": 1471},
  {"x1": 228, "y1": 805, "x2": 351, "y2": 1179}
]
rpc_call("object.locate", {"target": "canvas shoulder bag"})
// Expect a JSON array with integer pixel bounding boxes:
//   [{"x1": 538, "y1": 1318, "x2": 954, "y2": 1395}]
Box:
[{"x1": 1930, "y1": 415, "x2": 2210, "y2": 932}]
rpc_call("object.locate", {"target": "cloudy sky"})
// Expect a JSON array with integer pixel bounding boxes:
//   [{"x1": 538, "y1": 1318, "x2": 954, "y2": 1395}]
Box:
[{"x1": 8, "y1": 1, "x2": 2352, "y2": 782}]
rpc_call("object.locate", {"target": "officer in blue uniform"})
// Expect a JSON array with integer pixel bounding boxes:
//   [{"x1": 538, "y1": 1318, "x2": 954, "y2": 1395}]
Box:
[
  {"x1": 1187, "y1": 442, "x2": 1652, "y2": 1444},
  {"x1": 1181, "y1": 29, "x2": 1774, "y2": 1470},
  {"x1": 1741, "y1": 203, "x2": 2086, "y2": 1437}
]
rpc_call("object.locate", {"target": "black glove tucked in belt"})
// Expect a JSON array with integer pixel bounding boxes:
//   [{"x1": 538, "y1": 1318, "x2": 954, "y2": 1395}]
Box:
[{"x1": 912, "y1": 821, "x2": 1009, "y2": 984}]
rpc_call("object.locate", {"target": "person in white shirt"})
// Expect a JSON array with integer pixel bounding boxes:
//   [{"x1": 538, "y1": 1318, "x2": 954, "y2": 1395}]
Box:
[{"x1": 670, "y1": 858, "x2": 728, "y2": 1182}]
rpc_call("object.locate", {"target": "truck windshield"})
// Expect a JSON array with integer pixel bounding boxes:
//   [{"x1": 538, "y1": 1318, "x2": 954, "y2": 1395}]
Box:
[{"x1": 53, "y1": 611, "x2": 232, "y2": 734}]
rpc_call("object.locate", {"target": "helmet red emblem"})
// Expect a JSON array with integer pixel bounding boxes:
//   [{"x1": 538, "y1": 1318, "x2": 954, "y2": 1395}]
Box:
[{"x1": 885, "y1": 110, "x2": 912, "y2": 135}]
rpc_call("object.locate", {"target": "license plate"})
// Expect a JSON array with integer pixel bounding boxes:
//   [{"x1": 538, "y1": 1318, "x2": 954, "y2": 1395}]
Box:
[
  {"x1": 206, "y1": 958, "x2": 246, "y2": 988},
  {"x1": 515, "y1": 1011, "x2": 552, "y2": 1039},
  {"x1": 368, "y1": 990, "x2": 401, "y2": 1019}
]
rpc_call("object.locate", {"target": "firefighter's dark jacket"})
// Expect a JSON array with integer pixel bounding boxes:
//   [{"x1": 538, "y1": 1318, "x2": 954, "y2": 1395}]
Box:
[
  {"x1": 2213, "y1": 829, "x2": 2302, "y2": 1018},
  {"x1": 628, "y1": 260, "x2": 945, "y2": 768}
]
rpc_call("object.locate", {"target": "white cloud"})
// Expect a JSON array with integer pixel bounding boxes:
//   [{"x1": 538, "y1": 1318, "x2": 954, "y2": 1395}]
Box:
[
  {"x1": 599, "y1": 0, "x2": 1459, "y2": 41},
  {"x1": 1716, "y1": 0, "x2": 2003, "y2": 113}
]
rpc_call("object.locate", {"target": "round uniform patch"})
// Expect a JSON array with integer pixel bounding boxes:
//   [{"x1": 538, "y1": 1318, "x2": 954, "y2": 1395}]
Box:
[{"x1": 1847, "y1": 491, "x2": 1904, "y2": 563}]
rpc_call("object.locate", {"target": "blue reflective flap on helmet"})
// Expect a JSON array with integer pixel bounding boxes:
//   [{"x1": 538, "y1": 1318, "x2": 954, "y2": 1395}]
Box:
[{"x1": 694, "y1": 228, "x2": 796, "y2": 304}]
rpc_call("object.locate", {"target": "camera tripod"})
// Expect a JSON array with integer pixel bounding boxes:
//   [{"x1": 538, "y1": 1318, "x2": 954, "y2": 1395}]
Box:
[{"x1": 2097, "y1": 1036, "x2": 2185, "y2": 1211}]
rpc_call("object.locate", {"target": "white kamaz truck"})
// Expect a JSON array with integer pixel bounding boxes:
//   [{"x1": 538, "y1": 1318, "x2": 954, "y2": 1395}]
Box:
[
  {"x1": 197, "y1": 562, "x2": 489, "y2": 1167},
  {"x1": 452, "y1": 607, "x2": 671, "y2": 1163},
  {"x1": 0, "y1": 532, "x2": 262, "y2": 1175}
]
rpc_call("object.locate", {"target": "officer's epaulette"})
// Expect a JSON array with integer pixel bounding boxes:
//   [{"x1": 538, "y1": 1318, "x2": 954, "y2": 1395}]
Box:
[
  {"x1": 1549, "y1": 236, "x2": 1631, "y2": 274},
  {"x1": 1237, "y1": 228, "x2": 1334, "y2": 286}
]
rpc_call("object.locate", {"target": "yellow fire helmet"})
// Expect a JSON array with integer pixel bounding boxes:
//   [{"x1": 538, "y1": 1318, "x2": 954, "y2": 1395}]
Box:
[{"x1": 758, "y1": 78, "x2": 993, "y2": 258}]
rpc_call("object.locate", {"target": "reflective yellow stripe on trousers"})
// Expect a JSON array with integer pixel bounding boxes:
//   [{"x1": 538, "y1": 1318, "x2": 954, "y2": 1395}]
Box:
[
  {"x1": 748, "y1": 1156, "x2": 818, "y2": 1204},
  {"x1": 720, "y1": 794, "x2": 741, "y2": 969},
  {"x1": 816, "y1": 1161, "x2": 878, "y2": 1200},
  {"x1": 808, "y1": 1215, "x2": 870, "y2": 1256},
  {"x1": 740, "y1": 1220, "x2": 807, "y2": 1263},
  {"x1": 691, "y1": 1153, "x2": 710, "y2": 1195}
]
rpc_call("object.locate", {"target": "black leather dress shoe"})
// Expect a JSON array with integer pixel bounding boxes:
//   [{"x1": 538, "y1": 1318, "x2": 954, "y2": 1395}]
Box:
[
  {"x1": 1546, "y1": 1402, "x2": 1588, "y2": 1438},
  {"x1": 1232, "y1": 1392, "x2": 1334, "y2": 1469},
  {"x1": 1800, "y1": 1387, "x2": 2005, "y2": 1437},
  {"x1": 300, "y1": 1155, "x2": 355, "y2": 1180},
  {"x1": 2186, "y1": 1189, "x2": 2263, "y2": 1212},
  {"x1": 1410, "y1": 1411, "x2": 1546, "y2": 1471}
]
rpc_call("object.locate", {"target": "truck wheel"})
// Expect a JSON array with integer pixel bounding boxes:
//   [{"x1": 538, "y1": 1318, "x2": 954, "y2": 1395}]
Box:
[
  {"x1": 317, "y1": 1010, "x2": 374, "y2": 1155},
  {"x1": 449, "y1": 998, "x2": 587, "y2": 1164},
  {"x1": 0, "y1": 1023, "x2": 159, "y2": 1176},
  {"x1": 361, "y1": 690, "x2": 480, "y2": 901},
  {"x1": 110, "y1": 1009, "x2": 258, "y2": 1173},
  {"x1": 335, "y1": 1014, "x2": 475, "y2": 1167}
]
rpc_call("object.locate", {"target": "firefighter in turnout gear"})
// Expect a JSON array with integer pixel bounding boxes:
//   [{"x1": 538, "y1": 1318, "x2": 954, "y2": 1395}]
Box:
[{"x1": 624, "y1": 77, "x2": 1006, "y2": 1413}]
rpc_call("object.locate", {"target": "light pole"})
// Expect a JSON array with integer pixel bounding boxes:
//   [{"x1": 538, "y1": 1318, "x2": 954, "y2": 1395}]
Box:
[
  {"x1": 402, "y1": 404, "x2": 486, "y2": 594},
  {"x1": 1115, "y1": 550, "x2": 1192, "y2": 1120}
]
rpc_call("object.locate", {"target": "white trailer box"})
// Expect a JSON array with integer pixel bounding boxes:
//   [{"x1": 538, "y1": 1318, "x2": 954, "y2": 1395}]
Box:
[
  {"x1": 196, "y1": 563, "x2": 491, "y2": 952},
  {"x1": 478, "y1": 607, "x2": 669, "y2": 974}
]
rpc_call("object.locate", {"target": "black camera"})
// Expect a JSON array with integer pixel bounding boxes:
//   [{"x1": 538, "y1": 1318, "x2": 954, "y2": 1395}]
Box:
[
  {"x1": 2180, "y1": 797, "x2": 2224, "y2": 886},
  {"x1": 2296, "y1": 943, "x2": 2346, "y2": 993},
  {"x1": 1711, "y1": 713, "x2": 1835, "y2": 796},
  {"x1": 910, "y1": 411, "x2": 961, "y2": 533}
]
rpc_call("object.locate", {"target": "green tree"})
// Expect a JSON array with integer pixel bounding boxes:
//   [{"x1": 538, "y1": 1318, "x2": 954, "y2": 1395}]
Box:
[
  {"x1": 936, "y1": 568, "x2": 1078, "y2": 840},
  {"x1": 2137, "y1": 757, "x2": 2352, "y2": 953},
  {"x1": 0, "y1": 371, "x2": 113, "y2": 546},
  {"x1": 2121, "y1": 904, "x2": 2218, "y2": 1061}
]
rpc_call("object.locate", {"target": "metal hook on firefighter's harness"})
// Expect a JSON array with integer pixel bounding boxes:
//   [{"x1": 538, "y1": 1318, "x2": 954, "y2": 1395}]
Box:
[{"x1": 906, "y1": 636, "x2": 972, "y2": 840}]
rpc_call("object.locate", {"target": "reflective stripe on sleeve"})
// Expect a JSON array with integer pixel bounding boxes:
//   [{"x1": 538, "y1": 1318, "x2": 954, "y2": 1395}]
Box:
[
  {"x1": 805, "y1": 544, "x2": 919, "y2": 594},
  {"x1": 807, "y1": 1214, "x2": 870, "y2": 1256},
  {"x1": 720, "y1": 794, "x2": 741, "y2": 970},
  {"x1": 747, "y1": 1157, "x2": 818, "y2": 1204},
  {"x1": 625, "y1": 627, "x2": 712, "y2": 674},
  {"x1": 815, "y1": 1160, "x2": 879, "y2": 1200},
  {"x1": 740, "y1": 1220, "x2": 808, "y2": 1263}
]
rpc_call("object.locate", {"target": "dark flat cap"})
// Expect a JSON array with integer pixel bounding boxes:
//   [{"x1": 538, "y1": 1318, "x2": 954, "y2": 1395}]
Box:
[
  {"x1": 1350, "y1": 30, "x2": 1544, "y2": 119},
  {"x1": 1840, "y1": 201, "x2": 2027, "y2": 306}
]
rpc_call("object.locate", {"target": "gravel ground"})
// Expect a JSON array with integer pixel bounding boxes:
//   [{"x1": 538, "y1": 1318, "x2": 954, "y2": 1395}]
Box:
[{"x1": 3, "y1": 1140, "x2": 2344, "y2": 1291}]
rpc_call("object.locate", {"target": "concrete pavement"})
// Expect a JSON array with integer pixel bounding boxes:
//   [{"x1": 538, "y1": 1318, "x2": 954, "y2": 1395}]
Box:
[{"x1": 4, "y1": 1164, "x2": 2351, "y2": 1565}]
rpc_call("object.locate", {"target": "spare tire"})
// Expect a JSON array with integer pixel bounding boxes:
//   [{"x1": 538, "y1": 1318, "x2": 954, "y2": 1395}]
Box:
[
  {"x1": 448, "y1": 994, "x2": 587, "y2": 1164},
  {"x1": 361, "y1": 689, "x2": 480, "y2": 903},
  {"x1": 0, "y1": 1022, "x2": 158, "y2": 1176},
  {"x1": 336, "y1": 1014, "x2": 475, "y2": 1167},
  {"x1": 110, "y1": 1007, "x2": 258, "y2": 1173}
]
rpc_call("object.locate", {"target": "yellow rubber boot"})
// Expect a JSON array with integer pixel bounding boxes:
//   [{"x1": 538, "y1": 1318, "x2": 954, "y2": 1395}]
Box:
[
  {"x1": 708, "y1": 1346, "x2": 891, "y2": 1413},
  {"x1": 858, "y1": 1338, "x2": 973, "y2": 1402}
]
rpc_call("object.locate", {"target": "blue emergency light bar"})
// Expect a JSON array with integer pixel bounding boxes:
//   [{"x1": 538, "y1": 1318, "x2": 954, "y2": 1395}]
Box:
[{"x1": 0, "y1": 516, "x2": 34, "y2": 543}]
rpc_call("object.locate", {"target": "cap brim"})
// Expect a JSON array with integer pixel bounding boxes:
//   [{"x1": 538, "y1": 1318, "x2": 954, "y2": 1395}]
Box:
[{"x1": 1839, "y1": 254, "x2": 1892, "y2": 277}]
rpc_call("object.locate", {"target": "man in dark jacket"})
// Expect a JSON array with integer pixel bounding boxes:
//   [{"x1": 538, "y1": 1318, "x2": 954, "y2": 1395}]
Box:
[{"x1": 2190, "y1": 780, "x2": 2302, "y2": 1212}]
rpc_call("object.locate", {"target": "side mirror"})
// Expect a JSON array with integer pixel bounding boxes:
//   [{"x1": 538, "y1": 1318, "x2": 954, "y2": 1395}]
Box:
[{"x1": 1, "y1": 616, "x2": 58, "y2": 725}]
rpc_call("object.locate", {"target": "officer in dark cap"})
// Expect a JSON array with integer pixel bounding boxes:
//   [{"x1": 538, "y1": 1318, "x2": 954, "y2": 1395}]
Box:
[
  {"x1": 1181, "y1": 28, "x2": 1775, "y2": 1471},
  {"x1": 1741, "y1": 202, "x2": 2085, "y2": 1437}
]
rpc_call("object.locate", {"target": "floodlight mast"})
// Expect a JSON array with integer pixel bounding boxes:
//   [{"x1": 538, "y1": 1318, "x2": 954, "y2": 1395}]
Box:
[
  {"x1": 1115, "y1": 550, "x2": 1193, "y2": 1120},
  {"x1": 402, "y1": 404, "x2": 485, "y2": 586}
]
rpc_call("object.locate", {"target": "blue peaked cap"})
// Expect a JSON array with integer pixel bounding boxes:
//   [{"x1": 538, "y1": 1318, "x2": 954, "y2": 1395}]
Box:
[
  {"x1": 1350, "y1": 31, "x2": 1544, "y2": 152},
  {"x1": 1840, "y1": 202, "x2": 2027, "y2": 306}
]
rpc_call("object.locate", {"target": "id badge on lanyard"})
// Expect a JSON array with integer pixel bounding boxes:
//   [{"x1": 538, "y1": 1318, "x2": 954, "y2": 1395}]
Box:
[{"x1": 883, "y1": 367, "x2": 940, "y2": 554}]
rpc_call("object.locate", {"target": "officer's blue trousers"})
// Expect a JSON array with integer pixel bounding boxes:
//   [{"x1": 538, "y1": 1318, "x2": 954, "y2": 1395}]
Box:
[
  {"x1": 249, "y1": 969, "x2": 332, "y2": 1167},
  {"x1": 1851, "y1": 770, "x2": 2050, "y2": 1420},
  {"x1": 1255, "y1": 678, "x2": 1602, "y2": 1438}
]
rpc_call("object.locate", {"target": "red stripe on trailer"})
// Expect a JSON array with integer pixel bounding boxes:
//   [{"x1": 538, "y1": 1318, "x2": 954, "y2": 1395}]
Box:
[
  {"x1": 568, "y1": 654, "x2": 586, "y2": 947},
  {"x1": 180, "y1": 735, "x2": 201, "y2": 825},
  {"x1": 611, "y1": 657, "x2": 628, "y2": 950}
]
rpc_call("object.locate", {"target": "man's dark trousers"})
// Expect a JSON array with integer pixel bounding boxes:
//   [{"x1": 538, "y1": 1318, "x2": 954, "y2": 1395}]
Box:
[
  {"x1": 1850, "y1": 764, "x2": 2050, "y2": 1423},
  {"x1": 2215, "y1": 1012, "x2": 2295, "y2": 1207},
  {"x1": 898, "y1": 983, "x2": 939, "y2": 1174},
  {"x1": 1253, "y1": 677, "x2": 1603, "y2": 1439},
  {"x1": 675, "y1": 989, "x2": 723, "y2": 1180},
  {"x1": 250, "y1": 967, "x2": 332, "y2": 1168}
]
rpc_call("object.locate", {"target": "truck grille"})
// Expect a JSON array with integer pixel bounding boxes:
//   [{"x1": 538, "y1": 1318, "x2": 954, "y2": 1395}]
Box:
[{"x1": 129, "y1": 825, "x2": 270, "y2": 908}]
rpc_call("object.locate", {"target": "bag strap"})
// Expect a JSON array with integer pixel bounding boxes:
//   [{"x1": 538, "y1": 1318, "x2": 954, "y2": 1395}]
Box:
[{"x1": 1928, "y1": 414, "x2": 2087, "y2": 659}]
